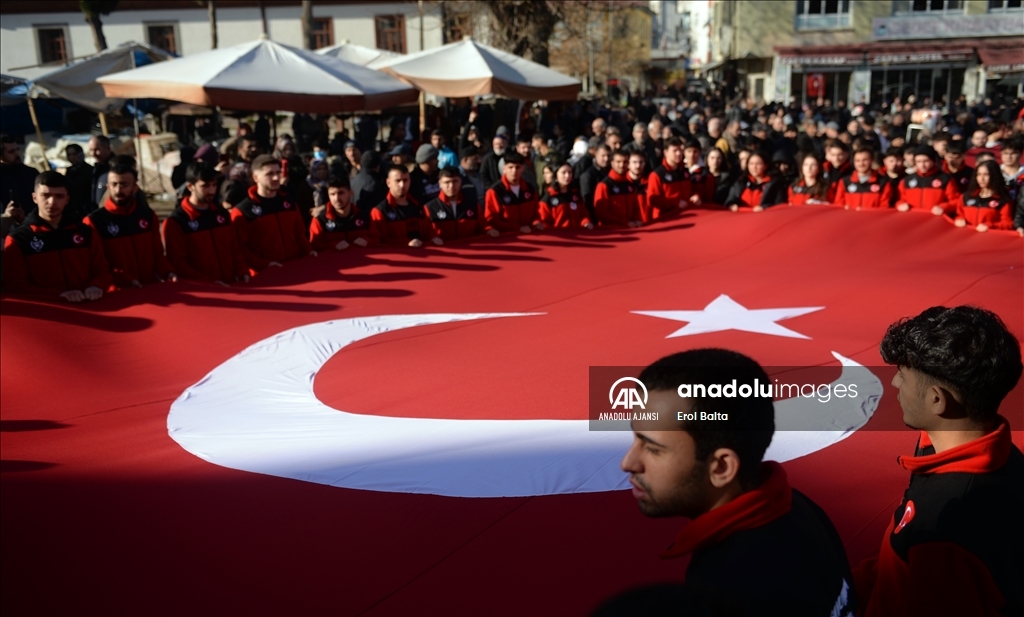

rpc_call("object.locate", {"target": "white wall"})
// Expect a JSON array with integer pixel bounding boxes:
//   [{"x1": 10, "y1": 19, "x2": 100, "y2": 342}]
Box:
[{"x1": 0, "y1": 2, "x2": 444, "y2": 80}]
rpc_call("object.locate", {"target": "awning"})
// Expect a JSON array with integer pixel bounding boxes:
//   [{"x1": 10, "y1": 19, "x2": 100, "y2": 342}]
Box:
[
  {"x1": 700, "y1": 60, "x2": 726, "y2": 73},
  {"x1": 978, "y1": 46, "x2": 1024, "y2": 74}
]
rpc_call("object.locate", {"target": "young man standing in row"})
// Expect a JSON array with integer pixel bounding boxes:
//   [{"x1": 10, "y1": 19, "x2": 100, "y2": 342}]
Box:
[
  {"x1": 856, "y1": 306, "x2": 1022, "y2": 616},
  {"x1": 622, "y1": 348, "x2": 856, "y2": 616},
  {"x1": 483, "y1": 152, "x2": 543, "y2": 235}
]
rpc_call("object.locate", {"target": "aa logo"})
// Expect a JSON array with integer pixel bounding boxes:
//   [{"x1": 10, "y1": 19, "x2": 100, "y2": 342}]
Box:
[{"x1": 609, "y1": 377, "x2": 648, "y2": 410}]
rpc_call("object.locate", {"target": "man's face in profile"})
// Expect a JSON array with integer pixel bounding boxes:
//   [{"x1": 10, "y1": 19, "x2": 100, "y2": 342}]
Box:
[{"x1": 621, "y1": 391, "x2": 710, "y2": 519}]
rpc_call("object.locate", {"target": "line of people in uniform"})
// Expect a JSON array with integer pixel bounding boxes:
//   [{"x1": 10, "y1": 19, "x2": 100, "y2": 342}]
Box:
[{"x1": 4, "y1": 133, "x2": 1021, "y2": 304}]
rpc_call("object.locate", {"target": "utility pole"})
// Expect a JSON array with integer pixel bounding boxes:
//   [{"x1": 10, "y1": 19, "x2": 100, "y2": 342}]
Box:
[
  {"x1": 418, "y1": 0, "x2": 426, "y2": 135},
  {"x1": 607, "y1": 1, "x2": 613, "y2": 96}
]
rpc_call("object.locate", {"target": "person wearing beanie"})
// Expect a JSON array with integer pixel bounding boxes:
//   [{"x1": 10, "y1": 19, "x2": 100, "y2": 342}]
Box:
[
  {"x1": 895, "y1": 145, "x2": 959, "y2": 215},
  {"x1": 410, "y1": 144, "x2": 441, "y2": 205}
]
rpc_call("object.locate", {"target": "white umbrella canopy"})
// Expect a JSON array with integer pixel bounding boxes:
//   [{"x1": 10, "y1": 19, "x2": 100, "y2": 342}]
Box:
[
  {"x1": 316, "y1": 41, "x2": 402, "y2": 70},
  {"x1": 97, "y1": 38, "x2": 419, "y2": 113},
  {"x1": 31, "y1": 42, "x2": 174, "y2": 114},
  {"x1": 379, "y1": 38, "x2": 581, "y2": 101}
]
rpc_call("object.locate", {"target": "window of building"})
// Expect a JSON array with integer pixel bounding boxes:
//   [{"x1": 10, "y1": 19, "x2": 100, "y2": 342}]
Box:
[
  {"x1": 988, "y1": 0, "x2": 1023, "y2": 11},
  {"x1": 681, "y1": 11, "x2": 692, "y2": 30},
  {"x1": 36, "y1": 26, "x2": 69, "y2": 65},
  {"x1": 146, "y1": 23, "x2": 178, "y2": 55},
  {"x1": 893, "y1": 0, "x2": 965, "y2": 13},
  {"x1": 375, "y1": 15, "x2": 407, "y2": 53},
  {"x1": 311, "y1": 17, "x2": 334, "y2": 49},
  {"x1": 795, "y1": 0, "x2": 852, "y2": 30},
  {"x1": 445, "y1": 12, "x2": 472, "y2": 43}
]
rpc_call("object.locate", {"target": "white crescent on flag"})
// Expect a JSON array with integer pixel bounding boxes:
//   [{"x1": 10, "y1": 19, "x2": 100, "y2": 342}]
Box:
[{"x1": 167, "y1": 313, "x2": 883, "y2": 498}]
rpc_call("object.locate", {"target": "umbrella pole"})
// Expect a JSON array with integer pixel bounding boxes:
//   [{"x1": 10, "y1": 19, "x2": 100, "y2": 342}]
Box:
[
  {"x1": 26, "y1": 93, "x2": 50, "y2": 170},
  {"x1": 99, "y1": 112, "x2": 109, "y2": 136},
  {"x1": 130, "y1": 52, "x2": 148, "y2": 194},
  {"x1": 419, "y1": 91, "x2": 425, "y2": 137}
]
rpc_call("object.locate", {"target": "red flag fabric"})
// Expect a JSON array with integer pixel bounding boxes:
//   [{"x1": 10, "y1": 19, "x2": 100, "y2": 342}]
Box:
[
  {"x1": 2, "y1": 206, "x2": 1021, "y2": 616},
  {"x1": 807, "y1": 73, "x2": 826, "y2": 98}
]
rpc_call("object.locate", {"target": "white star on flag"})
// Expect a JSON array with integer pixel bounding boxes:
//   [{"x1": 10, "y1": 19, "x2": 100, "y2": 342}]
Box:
[{"x1": 633, "y1": 294, "x2": 824, "y2": 339}]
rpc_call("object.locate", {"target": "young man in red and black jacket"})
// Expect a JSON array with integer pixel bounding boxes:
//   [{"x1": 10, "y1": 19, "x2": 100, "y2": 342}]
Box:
[
  {"x1": 895, "y1": 145, "x2": 959, "y2": 216},
  {"x1": 941, "y1": 140, "x2": 972, "y2": 196},
  {"x1": 593, "y1": 150, "x2": 644, "y2": 227},
  {"x1": 684, "y1": 138, "x2": 716, "y2": 205},
  {"x1": 835, "y1": 146, "x2": 893, "y2": 210},
  {"x1": 371, "y1": 165, "x2": 436, "y2": 248},
  {"x1": 622, "y1": 349, "x2": 856, "y2": 616},
  {"x1": 162, "y1": 162, "x2": 249, "y2": 285},
  {"x1": 423, "y1": 168, "x2": 494, "y2": 243},
  {"x1": 231, "y1": 154, "x2": 315, "y2": 274},
  {"x1": 309, "y1": 175, "x2": 378, "y2": 252},
  {"x1": 645, "y1": 136, "x2": 691, "y2": 222},
  {"x1": 823, "y1": 139, "x2": 854, "y2": 193},
  {"x1": 483, "y1": 151, "x2": 544, "y2": 235},
  {"x1": 84, "y1": 161, "x2": 176, "y2": 289},
  {"x1": 4, "y1": 171, "x2": 111, "y2": 302},
  {"x1": 855, "y1": 306, "x2": 1023, "y2": 617}
]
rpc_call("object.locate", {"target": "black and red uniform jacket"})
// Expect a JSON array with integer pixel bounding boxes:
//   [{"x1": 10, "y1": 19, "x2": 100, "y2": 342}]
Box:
[
  {"x1": 942, "y1": 161, "x2": 973, "y2": 195},
  {"x1": 3, "y1": 212, "x2": 112, "y2": 299},
  {"x1": 662, "y1": 462, "x2": 856, "y2": 616},
  {"x1": 645, "y1": 160, "x2": 691, "y2": 222},
  {"x1": 484, "y1": 176, "x2": 540, "y2": 233},
  {"x1": 687, "y1": 165, "x2": 717, "y2": 205},
  {"x1": 954, "y1": 193, "x2": 1015, "y2": 230},
  {"x1": 835, "y1": 172, "x2": 894, "y2": 210},
  {"x1": 162, "y1": 198, "x2": 248, "y2": 283},
  {"x1": 230, "y1": 185, "x2": 311, "y2": 272},
  {"x1": 823, "y1": 159, "x2": 853, "y2": 192},
  {"x1": 84, "y1": 197, "x2": 173, "y2": 288},
  {"x1": 854, "y1": 419, "x2": 1023, "y2": 617},
  {"x1": 309, "y1": 202, "x2": 377, "y2": 252},
  {"x1": 787, "y1": 180, "x2": 833, "y2": 206},
  {"x1": 896, "y1": 168, "x2": 959, "y2": 214},
  {"x1": 593, "y1": 170, "x2": 642, "y2": 226},
  {"x1": 423, "y1": 190, "x2": 483, "y2": 242},
  {"x1": 370, "y1": 192, "x2": 431, "y2": 246},
  {"x1": 539, "y1": 185, "x2": 592, "y2": 229},
  {"x1": 724, "y1": 174, "x2": 778, "y2": 209}
]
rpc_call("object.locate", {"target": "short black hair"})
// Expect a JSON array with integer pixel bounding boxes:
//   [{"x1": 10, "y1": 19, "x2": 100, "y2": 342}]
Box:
[
  {"x1": 880, "y1": 306, "x2": 1022, "y2": 422},
  {"x1": 912, "y1": 145, "x2": 937, "y2": 160},
  {"x1": 502, "y1": 151, "x2": 526, "y2": 166},
  {"x1": 386, "y1": 163, "x2": 409, "y2": 177},
  {"x1": 639, "y1": 348, "x2": 775, "y2": 489},
  {"x1": 431, "y1": 129, "x2": 444, "y2": 137},
  {"x1": 185, "y1": 161, "x2": 218, "y2": 185},
  {"x1": 35, "y1": 170, "x2": 68, "y2": 190},
  {"x1": 251, "y1": 154, "x2": 280, "y2": 172},
  {"x1": 0, "y1": 134, "x2": 16, "y2": 145},
  {"x1": 883, "y1": 147, "x2": 904, "y2": 159},
  {"x1": 853, "y1": 145, "x2": 875, "y2": 158},
  {"x1": 683, "y1": 138, "x2": 701, "y2": 151},
  {"x1": 109, "y1": 162, "x2": 138, "y2": 179},
  {"x1": 945, "y1": 140, "x2": 965, "y2": 155},
  {"x1": 516, "y1": 133, "x2": 532, "y2": 145},
  {"x1": 65, "y1": 143, "x2": 84, "y2": 155},
  {"x1": 112, "y1": 154, "x2": 137, "y2": 168},
  {"x1": 327, "y1": 175, "x2": 351, "y2": 190},
  {"x1": 663, "y1": 136, "x2": 684, "y2": 149},
  {"x1": 611, "y1": 150, "x2": 628, "y2": 160},
  {"x1": 438, "y1": 167, "x2": 461, "y2": 180}
]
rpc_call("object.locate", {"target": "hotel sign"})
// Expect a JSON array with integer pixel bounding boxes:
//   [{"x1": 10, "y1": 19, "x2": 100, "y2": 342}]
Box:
[{"x1": 780, "y1": 50, "x2": 974, "y2": 67}]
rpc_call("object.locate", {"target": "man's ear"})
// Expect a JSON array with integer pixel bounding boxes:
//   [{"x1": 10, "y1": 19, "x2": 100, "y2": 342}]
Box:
[
  {"x1": 929, "y1": 384, "x2": 966, "y2": 420},
  {"x1": 707, "y1": 447, "x2": 741, "y2": 489}
]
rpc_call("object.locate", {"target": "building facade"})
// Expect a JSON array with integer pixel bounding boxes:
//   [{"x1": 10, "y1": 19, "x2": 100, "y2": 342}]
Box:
[
  {"x1": 650, "y1": 0, "x2": 713, "y2": 74},
  {"x1": 0, "y1": 0, "x2": 447, "y2": 81},
  {"x1": 709, "y1": 0, "x2": 1023, "y2": 106}
]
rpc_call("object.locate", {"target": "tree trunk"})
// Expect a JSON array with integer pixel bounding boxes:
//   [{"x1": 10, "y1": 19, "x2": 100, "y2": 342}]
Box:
[
  {"x1": 86, "y1": 12, "x2": 108, "y2": 52},
  {"x1": 208, "y1": 0, "x2": 217, "y2": 49},
  {"x1": 301, "y1": 0, "x2": 314, "y2": 50}
]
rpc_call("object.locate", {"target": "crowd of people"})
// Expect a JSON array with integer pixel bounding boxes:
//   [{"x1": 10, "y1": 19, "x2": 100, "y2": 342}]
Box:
[{"x1": 2, "y1": 85, "x2": 1023, "y2": 302}]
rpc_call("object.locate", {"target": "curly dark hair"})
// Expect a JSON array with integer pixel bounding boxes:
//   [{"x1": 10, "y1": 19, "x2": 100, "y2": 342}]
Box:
[
  {"x1": 640, "y1": 348, "x2": 775, "y2": 489},
  {"x1": 880, "y1": 306, "x2": 1022, "y2": 422}
]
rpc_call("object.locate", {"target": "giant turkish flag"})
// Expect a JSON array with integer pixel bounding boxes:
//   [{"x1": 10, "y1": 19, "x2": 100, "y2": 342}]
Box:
[{"x1": 2, "y1": 206, "x2": 1021, "y2": 616}]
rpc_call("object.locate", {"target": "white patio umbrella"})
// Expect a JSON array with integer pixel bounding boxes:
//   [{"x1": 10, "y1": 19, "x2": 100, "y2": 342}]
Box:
[
  {"x1": 378, "y1": 38, "x2": 581, "y2": 101},
  {"x1": 316, "y1": 41, "x2": 402, "y2": 70},
  {"x1": 97, "y1": 38, "x2": 419, "y2": 113}
]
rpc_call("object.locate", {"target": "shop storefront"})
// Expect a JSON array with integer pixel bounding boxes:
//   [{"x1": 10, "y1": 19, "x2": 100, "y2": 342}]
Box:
[{"x1": 775, "y1": 42, "x2": 979, "y2": 108}]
